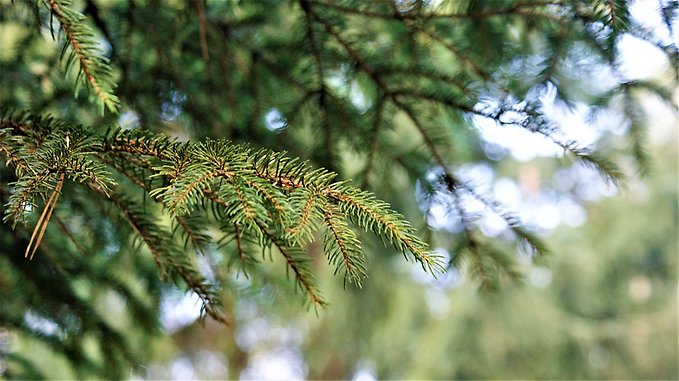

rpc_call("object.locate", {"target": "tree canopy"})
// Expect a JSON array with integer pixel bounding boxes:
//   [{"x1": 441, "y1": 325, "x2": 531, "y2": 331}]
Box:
[{"x1": 0, "y1": 0, "x2": 677, "y2": 378}]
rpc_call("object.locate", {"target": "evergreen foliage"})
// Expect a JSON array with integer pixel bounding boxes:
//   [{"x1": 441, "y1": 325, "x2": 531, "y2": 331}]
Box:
[
  {"x1": 43, "y1": 0, "x2": 120, "y2": 113},
  {"x1": 0, "y1": 0, "x2": 676, "y2": 378}
]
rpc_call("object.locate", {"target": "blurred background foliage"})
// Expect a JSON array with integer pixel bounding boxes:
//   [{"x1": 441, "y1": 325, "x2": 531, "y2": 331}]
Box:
[{"x1": 0, "y1": 0, "x2": 677, "y2": 379}]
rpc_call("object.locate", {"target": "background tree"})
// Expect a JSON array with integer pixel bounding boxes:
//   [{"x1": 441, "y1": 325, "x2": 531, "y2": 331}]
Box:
[{"x1": 0, "y1": 0, "x2": 677, "y2": 379}]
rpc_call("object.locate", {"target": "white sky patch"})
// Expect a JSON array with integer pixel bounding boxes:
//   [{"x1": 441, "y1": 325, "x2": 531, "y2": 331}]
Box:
[
  {"x1": 352, "y1": 362, "x2": 378, "y2": 381},
  {"x1": 352, "y1": 369, "x2": 377, "y2": 381},
  {"x1": 410, "y1": 248, "x2": 463, "y2": 290},
  {"x1": 475, "y1": 114, "x2": 563, "y2": 162},
  {"x1": 117, "y1": 110, "x2": 140, "y2": 129},
  {"x1": 523, "y1": 202, "x2": 561, "y2": 231},
  {"x1": 161, "y1": 91, "x2": 186, "y2": 122},
  {"x1": 235, "y1": 318, "x2": 272, "y2": 352},
  {"x1": 194, "y1": 350, "x2": 228, "y2": 378},
  {"x1": 493, "y1": 177, "x2": 522, "y2": 209},
  {"x1": 477, "y1": 1, "x2": 675, "y2": 162},
  {"x1": 572, "y1": 164, "x2": 619, "y2": 202},
  {"x1": 617, "y1": 34, "x2": 672, "y2": 81},
  {"x1": 240, "y1": 347, "x2": 307, "y2": 381},
  {"x1": 540, "y1": 91, "x2": 602, "y2": 147},
  {"x1": 480, "y1": 212, "x2": 509, "y2": 237},
  {"x1": 159, "y1": 290, "x2": 202, "y2": 334},
  {"x1": 457, "y1": 163, "x2": 495, "y2": 192},
  {"x1": 640, "y1": 90, "x2": 679, "y2": 145},
  {"x1": 170, "y1": 357, "x2": 197, "y2": 381},
  {"x1": 327, "y1": 69, "x2": 372, "y2": 113},
  {"x1": 557, "y1": 198, "x2": 587, "y2": 227},
  {"x1": 476, "y1": 84, "x2": 613, "y2": 163},
  {"x1": 464, "y1": 2, "x2": 675, "y2": 237},
  {"x1": 235, "y1": 315, "x2": 307, "y2": 381},
  {"x1": 264, "y1": 108, "x2": 287, "y2": 131},
  {"x1": 24, "y1": 311, "x2": 60, "y2": 337},
  {"x1": 349, "y1": 81, "x2": 372, "y2": 113},
  {"x1": 629, "y1": 0, "x2": 678, "y2": 45},
  {"x1": 426, "y1": 199, "x2": 463, "y2": 233}
]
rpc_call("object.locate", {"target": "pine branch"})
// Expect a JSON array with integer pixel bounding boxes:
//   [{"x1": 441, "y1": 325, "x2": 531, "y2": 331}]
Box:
[
  {"x1": 175, "y1": 214, "x2": 211, "y2": 254},
  {"x1": 2, "y1": 113, "x2": 444, "y2": 311},
  {"x1": 287, "y1": 188, "x2": 323, "y2": 245},
  {"x1": 473, "y1": 102, "x2": 625, "y2": 184},
  {"x1": 217, "y1": 221, "x2": 260, "y2": 273},
  {"x1": 266, "y1": 229, "x2": 326, "y2": 307},
  {"x1": 0, "y1": 241, "x2": 138, "y2": 378},
  {"x1": 205, "y1": 188, "x2": 326, "y2": 306},
  {"x1": 599, "y1": 0, "x2": 630, "y2": 32},
  {"x1": 110, "y1": 192, "x2": 228, "y2": 325},
  {"x1": 321, "y1": 204, "x2": 367, "y2": 286},
  {"x1": 3, "y1": 0, "x2": 676, "y2": 376},
  {"x1": 619, "y1": 84, "x2": 656, "y2": 175},
  {"x1": 44, "y1": 0, "x2": 120, "y2": 114},
  {"x1": 325, "y1": 185, "x2": 443, "y2": 274}
]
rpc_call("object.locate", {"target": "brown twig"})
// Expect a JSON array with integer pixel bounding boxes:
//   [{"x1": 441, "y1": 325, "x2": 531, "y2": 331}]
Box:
[{"x1": 26, "y1": 172, "x2": 64, "y2": 260}]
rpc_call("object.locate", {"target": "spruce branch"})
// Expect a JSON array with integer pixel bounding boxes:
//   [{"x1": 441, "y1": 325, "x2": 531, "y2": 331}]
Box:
[
  {"x1": 175, "y1": 214, "x2": 211, "y2": 254},
  {"x1": 321, "y1": 203, "x2": 367, "y2": 286},
  {"x1": 287, "y1": 188, "x2": 323, "y2": 245},
  {"x1": 361, "y1": 95, "x2": 386, "y2": 189},
  {"x1": 217, "y1": 221, "x2": 260, "y2": 273},
  {"x1": 205, "y1": 189, "x2": 326, "y2": 306},
  {"x1": 266, "y1": 228, "x2": 327, "y2": 307},
  {"x1": 1, "y1": 113, "x2": 442, "y2": 310},
  {"x1": 299, "y1": 5, "x2": 550, "y2": 274},
  {"x1": 472, "y1": 102, "x2": 625, "y2": 184},
  {"x1": 599, "y1": 0, "x2": 631, "y2": 32},
  {"x1": 110, "y1": 192, "x2": 228, "y2": 325},
  {"x1": 44, "y1": 0, "x2": 120, "y2": 114},
  {"x1": 452, "y1": 179, "x2": 550, "y2": 259},
  {"x1": 325, "y1": 185, "x2": 444, "y2": 274}
]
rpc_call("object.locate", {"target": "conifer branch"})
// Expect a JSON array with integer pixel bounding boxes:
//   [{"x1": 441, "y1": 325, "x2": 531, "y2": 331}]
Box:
[
  {"x1": 44, "y1": 0, "x2": 120, "y2": 114},
  {"x1": 311, "y1": 6, "x2": 549, "y2": 272},
  {"x1": 221, "y1": 221, "x2": 257, "y2": 272},
  {"x1": 287, "y1": 189, "x2": 322, "y2": 244},
  {"x1": 266, "y1": 229, "x2": 326, "y2": 307},
  {"x1": 175, "y1": 214, "x2": 211, "y2": 254},
  {"x1": 322, "y1": 204, "x2": 366, "y2": 286},
  {"x1": 110, "y1": 192, "x2": 228, "y2": 325},
  {"x1": 301, "y1": 0, "x2": 335, "y2": 169},
  {"x1": 325, "y1": 186, "x2": 443, "y2": 273},
  {"x1": 453, "y1": 180, "x2": 550, "y2": 259},
  {"x1": 1, "y1": 113, "x2": 444, "y2": 309},
  {"x1": 600, "y1": 0, "x2": 630, "y2": 32},
  {"x1": 404, "y1": 24, "x2": 493, "y2": 82},
  {"x1": 204, "y1": 189, "x2": 325, "y2": 306}
]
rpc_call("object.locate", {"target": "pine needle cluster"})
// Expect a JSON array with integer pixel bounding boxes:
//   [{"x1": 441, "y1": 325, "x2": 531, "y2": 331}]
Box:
[{"x1": 1, "y1": 112, "x2": 443, "y2": 314}]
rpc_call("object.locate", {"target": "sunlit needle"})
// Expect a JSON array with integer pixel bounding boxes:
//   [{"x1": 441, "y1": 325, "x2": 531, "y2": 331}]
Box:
[{"x1": 25, "y1": 172, "x2": 65, "y2": 260}]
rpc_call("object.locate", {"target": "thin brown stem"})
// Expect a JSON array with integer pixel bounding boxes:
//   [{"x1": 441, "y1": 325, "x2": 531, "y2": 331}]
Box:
[{"x1": 26, "y1": 172, "x2": 64, "y2": 260}]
